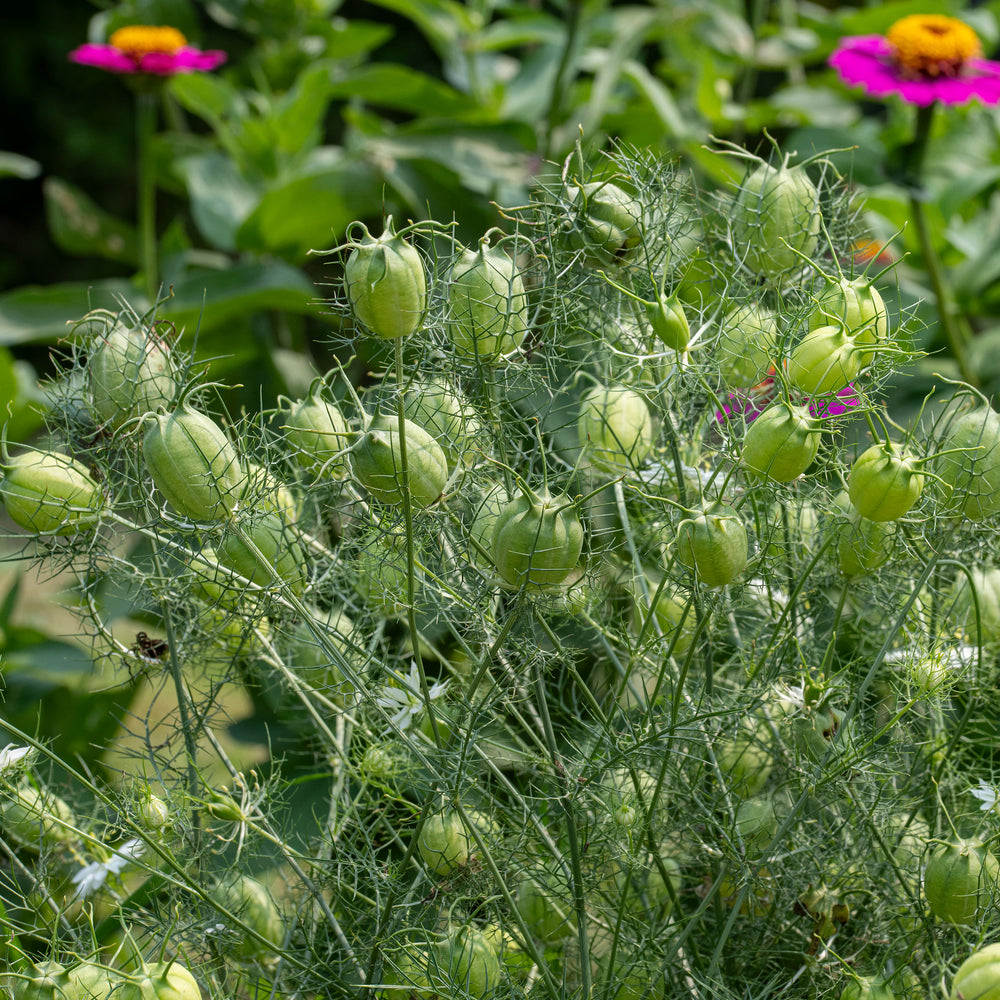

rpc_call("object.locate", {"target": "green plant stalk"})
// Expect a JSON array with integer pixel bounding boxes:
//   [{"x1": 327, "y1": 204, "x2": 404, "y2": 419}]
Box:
[
  {"x1": 136, "y1": 91, "x2": 159, "y2": 304},
  {"x1": 906, "y1": 102, "x2": 976, "y2": 386}
]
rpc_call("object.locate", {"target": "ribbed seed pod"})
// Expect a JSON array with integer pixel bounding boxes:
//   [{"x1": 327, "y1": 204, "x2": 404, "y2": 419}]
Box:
[
  {"x1": 142, "y1": 404, "x2": 245, "y2": 521},
  {"x1": 0, "y1": 450, "x2": 103, "y2": 535}
]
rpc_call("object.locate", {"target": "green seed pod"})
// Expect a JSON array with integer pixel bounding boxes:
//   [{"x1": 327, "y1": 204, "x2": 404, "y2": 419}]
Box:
[
  {"x1": 931, "y1": 400, "x2": 1000, "y2": 521},
  {"x1": 848, "y1": 443, "x2": 925, "y2": 521},
  {"x1": 380, "y1": 943, "x2": 437, "y2": 1000},
  {"x1": 66, "y1": 961, "x2": 122, "y2": 1000},
  {"x1": 417, "y1": 809, "x2": 495, "y2": 876},
  {"x1": 809, "y1": 276, "x2": 889, "y2": 368},
  {"x1": 118, "y1": 962, "x2": 202, "y2": 1000},
  {"x1": 731, "y1": 160, "x2": 821, "y2": 280},
  {"x1": 718, "y1": 303, "x2": 780, "y2": 386},
  {"x1": 447, "y1": 238, "x2": 529, "y2": 361},
  {"x1": 786, "y1": 325, "x2": 861, "y2": 396},
  {"x1": 278, "y1": 391, "x2": 349, "y2": 479},
  {"x1": 10, "y1": 962, "x2": 75, "y2": 1000},
  {"x1": 87, "y1": 320, "x2": 175, "y2": 429},
  {"x1": 401, "y1": 377, "x2": 485, "y2": 470},
  {"x1": 831, "y1": 491, "x2": 896, "y2": 578},
  {"x1": 353, "y1": 531, "x2": 422, "y2": 618},
  {"x1": 951, "y1": 566, "x2": 1000, "y2": 646},
  {"x1": 675, "y1": 503, "x2": 748, "y2": 588},
  {"x1": 351, "y1": 415, "x2": 449, "y2": 506},
  {"x1": 951, "y1": 942, "x2": 1000, "y2": 1000},
  {"x1": 741, "y1": 401, "x2": 821, "y2": 482},
  {"x1": 515, "y1": 873, "x2": 576, "y2": 943},
  {"x1": 572, "y1": 181, "x2": 642, "y2": 260},
  {"x1": 2, "y1": 784, "x2": 77, "y2": 851},
  {"x1": 646, "y1": 290, "x2": 690, "y2": 351},
  {"x1": 492, "y1": 490, "x2": 584, "y2": 590},
  {"x1": 578, "y1": 383, "x2": 655, "y2": 473},
  {"x1": 344, "y1": 218, "x2": 427, "y2": 340},
  {"x1": 734, "y1": 797, "x2": 777, "y2": 857},
  {"x1": 840, "y1": 975, "x2": 894, "y2": 1000},
  {"x1": 792, "y1": 703, "x2": 846, "y2": 763},
  {"x1": 142, "y1": 404, "x2": 245, "y2": 521},
  {"x1": 0, "y1": 450, "x2": 104, "y2": 536},
  {"x1": 445, "y1": 926, "x2": 502, "y2": 999},
  {"x1": 280, "y1": 605, "x2": 359, "y2": 707},
  {"x1": 716, "y1": 723, "x2": 772, "y2": 796},
  {"x1": 924, "y1": 838, "x2": 999, "y2": 926},
  {"x1": 610, "y1": 845, "x2": 682, "y2": 918},
  {"x1": 632, "y1": 584, "x2": 695, "y2": 656},
  {"x1": 209, "y1": 873, "x2": 285, "y2": 960},
  {"x1": 241, "y1": 463, "x2": 299, "y2": 524},
  {"x1": 217, "y1": 513, "x2": 308, "y2": 595},
  {"x1": 137, "y1": 791, "x2": 170, "y2": 831},
  {"x1": 468, "y1": 481, "x2": 510, "y2": 566}
]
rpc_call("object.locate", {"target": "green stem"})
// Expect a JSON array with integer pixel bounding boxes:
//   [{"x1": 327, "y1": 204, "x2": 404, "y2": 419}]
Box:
[
  {"x1": 136, "y1": 91, "x2": 159, "y2": 305},
  {"x1": 906, "y1": 102, "x2": 976, "y2": 386},
  {"x1": 544, "y1": 0, "x2": 586, "y2": 160}
]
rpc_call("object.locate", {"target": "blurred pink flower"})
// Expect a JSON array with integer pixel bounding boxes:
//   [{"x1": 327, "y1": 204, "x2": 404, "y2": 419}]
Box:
[
  {"x1": 70, "y1": 25, "x2": 226, "y2": 77},
  {"x1": 830, "y1": 15, "x2": 1000, "y2": 107}
]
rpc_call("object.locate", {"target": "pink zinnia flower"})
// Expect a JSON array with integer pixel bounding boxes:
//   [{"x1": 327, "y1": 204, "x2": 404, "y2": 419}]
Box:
[
  {"x1": 829, "y1": 14, "x2": 1000, "y2": 107},
  {"x1": 70, "y1": 25, "x2": 226, "y2": 76}
]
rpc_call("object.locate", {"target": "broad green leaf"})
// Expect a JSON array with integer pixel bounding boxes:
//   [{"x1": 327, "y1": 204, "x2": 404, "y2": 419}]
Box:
[
  {"x1": 0, "y1": 279, "x2": 139, "y2": 346},
  {"x1": 158, "y1": 260, "x2": 321, "y2": 332},
  {"x1": 473, "y1": 14, "x2": 565, "y2": 51},
  {"x1": 0, "y1": 153, "x2": 41, "y2": 180},
  {"x1": 43, "y1": 178, "x2": 139, "y2": 265},
  {"x1": 619, "y1": 60, "x2": 695, "y2": 140},
  {"x1": 938, "y1": 166, "x2": 1000, "y2": 222},
  {"x1": 236, "y1": 154, "x2": 385, "y2": 259},
  {"x1": 169, "y1": 71, "x2": 246, "y2": 126},
  {"x1": 362, "y1": 0, "x2": 479, "y2": 56},
  {"x1": 362, "y1": 123, "x2": 536, "y2": 198},
  {"x1": 328, "y1": 65, "x2": 478, "y2": 117},
  {"x1": 177, "y1": 153, "x2": 262, "y2": 251},
  {"x1": 272, "y1": 62, "x2": 336, "y2": 156},
  {"x1": 323, "y1": 20, "x2": 394, "y2": 60}
]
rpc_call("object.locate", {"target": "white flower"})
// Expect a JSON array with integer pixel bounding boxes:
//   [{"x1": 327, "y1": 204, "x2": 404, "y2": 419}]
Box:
[
  {"x1": 375, "y1": 662, "x2": 447, "y2": 733},
  {"x1": 970, "y1": 781, "x2": 1000, "y2": 813},
  {"x1": 0, "y1": 745, "x2": 31, "y2": 773},
  {"x1": 71, "y1": 861, "x2": 111, "y2": 898},
  {"x1": 71, "y1": 837, "x2": 146, "y2": 898}
]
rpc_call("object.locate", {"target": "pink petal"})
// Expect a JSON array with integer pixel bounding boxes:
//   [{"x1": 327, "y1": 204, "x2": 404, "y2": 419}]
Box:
[
  {"x1": 138, "y1": 47, "x2": 227, "y2": 75},
  {"x1": 68, "y1": 43, "x2": 138, "y2": 74}
]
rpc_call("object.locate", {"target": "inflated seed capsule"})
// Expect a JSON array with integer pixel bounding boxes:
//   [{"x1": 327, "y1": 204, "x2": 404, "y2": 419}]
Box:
[
  {"x1": 217, "y1": 513, "x2": 308, "y2": 595},
  {"x1": 87, "y1": 319, "x2": 175, "y2": 429},
  {"x1": 350, "y1": 415, "x2": 449, "y2": 506},
  {"x1": 0, "y1": 450, "x2": 104, "y2": 536},
  {"x1": 142, "y1": 403, "x2": 246, "y2": 521},
  {"x1": 278, "y1": 390, "x2": 349, "y2": 478},
  {"x1": 447, "y1": 237, "x2": 528, "y2": 361},
  {"x1": 344, "y1": 217, "x2": 427, "y2": 340}
]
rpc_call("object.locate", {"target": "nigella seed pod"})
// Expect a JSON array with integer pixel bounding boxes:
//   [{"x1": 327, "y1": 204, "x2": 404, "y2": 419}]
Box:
[
  {"x1": 731, "y1": 159, "x2": 821, "y2": 280},
  {"x1": 491, "y1": 489, "x2": 584, "y2": 590},
  {"x1": 209, "y1": 874, "x2": 285, "y2": 960},
  {"x1": 785, "y1": 324, "x2": 861, "y2": 396},
  {"x1": 2, "y1": 784, "x2": 77, "y2": 851},
  {"x1": 0, "y1": 450, "x2": 104, "y2": 536},
  {"x1": 646, "y1": 290, "x2": 690, "y2": 351},
  {"x1": 447, "y1": 237, "x2": 529, "y2": 361},
  {"x1": 931, "y1": 400, "x2": 1000, "y2": 521},
  {"x1": 401, "y1": 377, "x2": 485, "y2": 471},
  {"x1": 142, "y1": 404, "x2": 246, "y2": 521},
  {"x1": 577, "y1": 383, "x2": 654, "y2": 473},
  {"x1": 87, "y1": 319, "x2": 175, "y2": 429},
  {"x1": 351, "y1": 415, "x2": 449, "y2": 507},
  {"x1": 118, "y1": 962, "x2": 202, "y2": 1000},
  {"x1": 675, "y1": 503, "x2": 748, "y2": 588},
  {"x1": 279, "y1": 390, "x2": 349, "y2": 479},
  {"x1": 217, "y1": 513, "x2": 308, "y2": 595},
  {"x1": 10, "y1": 961, "x2": 75, "y2": 1000},
  {"x1": 344, "y1": 217, "x2": 427, "y2": 340},
  {"x1": 571, "y1": 181, "x2": 642, "y2": 262},
  {"x1": 848, "y1": 443, "x2": 925, "y2": 521},
  {"x1": 741, "y1": 401, "x2": 821, "y2": 482},
  {"x1": 809, "y1": 276, "x2": 889, "y2": 368}
]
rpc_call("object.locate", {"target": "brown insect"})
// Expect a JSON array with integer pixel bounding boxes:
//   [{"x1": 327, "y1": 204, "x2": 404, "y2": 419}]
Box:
[{"x1": 133, "y1": 631, "x2": 169, "y2": 661}]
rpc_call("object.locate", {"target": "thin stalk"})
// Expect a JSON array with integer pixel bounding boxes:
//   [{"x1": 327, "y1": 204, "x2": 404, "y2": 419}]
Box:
[
  {"x1": 905, "y1": 102, "x2": 976, "y2": 386},
  {"x1": 395, "y1": 335, "x2": 443, "y2": 747},
  {"x1": 136, "y1": 91, "x2": 159, "y2": 304}
]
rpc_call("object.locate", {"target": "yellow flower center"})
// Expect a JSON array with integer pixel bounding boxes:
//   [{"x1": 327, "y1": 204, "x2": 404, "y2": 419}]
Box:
[
  {"x1": 108, "y1": 25, "x2": 188, "y2": 59},
  {"x1": 886, "y1": 15, "x2": 981, "y2": 78}
]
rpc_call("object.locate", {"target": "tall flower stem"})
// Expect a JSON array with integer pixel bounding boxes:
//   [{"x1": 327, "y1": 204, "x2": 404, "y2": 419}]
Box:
[
  {"x1": 905, "y1": 102, "x2": 977, "y2": 386},
  {"x1": 136, "y1": 90, "x2": 159, "y2": 305}
]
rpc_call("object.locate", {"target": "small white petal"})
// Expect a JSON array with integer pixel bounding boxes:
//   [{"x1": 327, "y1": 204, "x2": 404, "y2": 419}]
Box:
[{"x1": 0, "y1": 745, "x2": 31, "y2": 772}]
